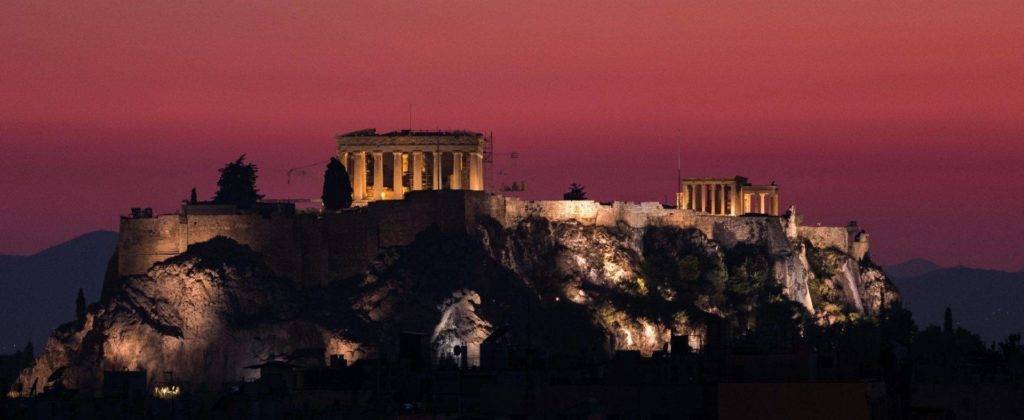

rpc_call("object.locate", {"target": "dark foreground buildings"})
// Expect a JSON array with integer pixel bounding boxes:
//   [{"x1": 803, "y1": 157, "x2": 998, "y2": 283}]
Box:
[
  {"x1": 0, "y1": 330, "x2": 924, "y2": 419},
  {"x1": 5, "y1": 327, "x2": 1024, "y2": 418}
]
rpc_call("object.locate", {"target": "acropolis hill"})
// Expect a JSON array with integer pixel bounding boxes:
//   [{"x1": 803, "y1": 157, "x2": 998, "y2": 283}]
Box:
[
  {"x1": 119, "y1": 190, "x2": 869, "y2": 291},
  {"x1": 119, "y1": 129, "x2": 868, "y2": 289},
  {"x1": 16, "y1": 129, "x2": 894, "y2": 395}
]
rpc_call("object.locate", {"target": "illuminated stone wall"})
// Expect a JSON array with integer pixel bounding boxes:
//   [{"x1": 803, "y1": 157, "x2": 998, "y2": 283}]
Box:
[
  {"x1": 119, "y1": 191, "x2": 867, "y2": 285},
  {"x1": 797, "y1": 226, "x2": 850, "y2": 251},
  {"x1": 118, "y1": 190, "x2": 476, "y2": 285},
  {"x1": 486, "y1": 196, "x2": 792, "y2": 252}
]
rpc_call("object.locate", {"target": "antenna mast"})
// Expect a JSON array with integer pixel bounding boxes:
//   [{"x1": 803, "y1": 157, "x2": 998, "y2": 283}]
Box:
[
  {"x1": 676, "y1": 145, "x2": 681, "y2": 189},
  {"x1": 676, "y1": 145, "x2": 682, "y2": 208}
]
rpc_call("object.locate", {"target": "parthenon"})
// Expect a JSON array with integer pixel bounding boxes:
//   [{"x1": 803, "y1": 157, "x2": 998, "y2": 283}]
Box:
[
  {"x1": 677, "y1": 176, "x2": 781, "y2": 216},
  {"x1": 337, "y1": 129, "x2": 486, "y2": 204}
]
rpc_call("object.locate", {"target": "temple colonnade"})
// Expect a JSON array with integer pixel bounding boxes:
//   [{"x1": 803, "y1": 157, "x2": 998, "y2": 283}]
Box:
[
  {"x1": 336, "y1": 130, "x2": 487, "y2": 204},
  {"x1": 338, "y1": 150, "x2": 484, "y2": 201},
  {"x1": 678, "y1": 177, "x2": 780, "y2": 216}
]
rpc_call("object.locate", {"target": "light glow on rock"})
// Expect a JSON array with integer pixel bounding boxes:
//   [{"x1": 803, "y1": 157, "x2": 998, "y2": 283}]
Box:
[{"x1": 431, "y1": 290, "x2": 492, "y2": 366}]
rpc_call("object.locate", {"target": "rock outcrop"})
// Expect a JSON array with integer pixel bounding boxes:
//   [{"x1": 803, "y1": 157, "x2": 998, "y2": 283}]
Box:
[{"x1": 13, "y1": 214, "x2": 897, "y2": 395}]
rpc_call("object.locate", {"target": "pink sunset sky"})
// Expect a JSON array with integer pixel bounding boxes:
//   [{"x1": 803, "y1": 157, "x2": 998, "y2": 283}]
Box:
[{"x1": 1, "y1": 1, "x2": 1022, "y2": 270}]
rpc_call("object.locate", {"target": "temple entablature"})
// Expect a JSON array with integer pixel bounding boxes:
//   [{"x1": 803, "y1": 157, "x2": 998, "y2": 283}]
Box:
[
  {"x1": 336, "y1": 129, "x2": 486, "y2": 204},
  {"x1": 677, "y1": 176, "x2": 781, "y2": 216}
]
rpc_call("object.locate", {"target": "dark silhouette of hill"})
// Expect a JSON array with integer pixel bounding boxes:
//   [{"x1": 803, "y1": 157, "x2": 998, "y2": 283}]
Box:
[
  {"x1": 0, "y1": 231, "x2": 117, "y2": 352},
  {"x1": 892, "y1": 267, "x2": 1024, "y2": 343},
  {"x1": 884, "y1": 258, "x2": 941, "y2": 279}
]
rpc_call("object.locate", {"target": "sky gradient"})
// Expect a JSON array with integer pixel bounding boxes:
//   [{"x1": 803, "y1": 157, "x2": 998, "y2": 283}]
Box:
[{"x1": 2, "y1": 1, "x2": 1022, "y2": 270}]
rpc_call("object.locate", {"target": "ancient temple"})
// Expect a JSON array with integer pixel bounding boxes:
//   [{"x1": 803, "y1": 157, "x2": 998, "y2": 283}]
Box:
[
  {"x1": 677, "y1": 176, "x2": 781, "y2": 216},
  {"x1": 336, "y1": 129, "x2": 486, "y2": 204}
]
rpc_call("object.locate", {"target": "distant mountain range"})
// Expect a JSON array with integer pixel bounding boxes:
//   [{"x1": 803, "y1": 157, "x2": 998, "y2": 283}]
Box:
[
  {"x1": 884, "y1": 258, "x2": 942, "y2": 279},
  {"x1": 0, "y1": 231, "x2": 117, "y2": 353},
  {"x1": 886, "y1": 260, "x2": 1024, "y2": 343}
]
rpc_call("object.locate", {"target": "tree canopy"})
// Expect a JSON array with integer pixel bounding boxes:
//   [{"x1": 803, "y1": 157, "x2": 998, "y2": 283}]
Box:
[
  {"x1": 563, "y1": 183, "x2": 587, "y2": 200},
  {"x1": 213, "y1": 155, "x2": 264, "y2": 207},
  {"x1": 322, "y1": 157, "x2": 353, "y2": 210}
]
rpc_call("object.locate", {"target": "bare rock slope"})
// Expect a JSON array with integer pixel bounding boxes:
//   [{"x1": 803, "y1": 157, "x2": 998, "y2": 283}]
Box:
[{"x1": 14, "y1": 216, "x2": 896, "y2": 395}]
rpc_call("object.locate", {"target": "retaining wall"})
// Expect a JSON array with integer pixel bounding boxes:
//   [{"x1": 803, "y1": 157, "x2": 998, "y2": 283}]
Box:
[{"x1": 119, "y1": 191, "x2": 866, "y2": 285}]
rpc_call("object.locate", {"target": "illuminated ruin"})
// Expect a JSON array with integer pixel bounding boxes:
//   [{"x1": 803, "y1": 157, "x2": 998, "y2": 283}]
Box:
[
  {"x1": 336, "y1": 129, "x2": 486, "y2": 204},
  {"x1": 677, "y1": 176, "x2": 781, "y2": 216}
]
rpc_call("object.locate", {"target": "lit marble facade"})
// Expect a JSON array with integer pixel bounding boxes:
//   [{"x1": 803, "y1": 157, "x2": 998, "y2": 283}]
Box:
[
  {"x1": 336, "y1": 129, "x2": 486, "y2": 203},
  {"x1": 677, "y1": 176, "x2": 780, "y2": 216}
]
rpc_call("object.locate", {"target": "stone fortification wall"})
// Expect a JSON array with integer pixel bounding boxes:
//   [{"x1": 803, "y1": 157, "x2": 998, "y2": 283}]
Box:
[
  {"x1": 119, "y1": 191, "x2": 866, "y2": 285},
  {"x1": 118, "y1": 216, "x2": 187, "y2": 276},
  {"x1": 798, "y1": 226, "x2": 849, "y2": 251},
  {"x1": 118, "y1": 190, "x2": 476, "y2": 285},
  {"x1": 118, "y1": 213, "x2": 307, "y2": 282},
  {"x1": 489, "y1": 196, "x2": 688, "y2": 229},
  {"x1": 850, "y1": 233, "x2": 870, "y2": 261},
  {"x1": 484, "y1": 196, "x2": 791, "y2": 253}
]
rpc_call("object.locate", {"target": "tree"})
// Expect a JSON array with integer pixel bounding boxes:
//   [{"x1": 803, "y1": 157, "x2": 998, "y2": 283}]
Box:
[
  {"x1": 563, "y1": 183, "x2": 587, "y2": 200},
  {"x1": 189, "y1": 187, "x2": 198, "y2": 204},
  {"x1": 321, "y1": 158, "x2": 353, "y2": 210},
  {"x1": 213, "y1": 155, "x2": 264, "y2": 207},
  {"x1": 75, "y1": 288, "x2": 86, "y2": 321}
]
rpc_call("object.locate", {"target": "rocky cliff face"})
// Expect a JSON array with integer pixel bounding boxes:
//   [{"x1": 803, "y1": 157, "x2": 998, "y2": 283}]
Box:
[{"x1": 13, "y1": 215, "x2": 897, "y2": 395}]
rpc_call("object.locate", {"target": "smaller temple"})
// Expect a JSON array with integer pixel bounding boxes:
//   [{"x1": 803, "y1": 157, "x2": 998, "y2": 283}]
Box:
[
  {"x1": 677, "y1": 176, "x2": 781, "y2": 216},
  {"x1": 336, "y1": 129, "x2": 487, "y2": 204}
]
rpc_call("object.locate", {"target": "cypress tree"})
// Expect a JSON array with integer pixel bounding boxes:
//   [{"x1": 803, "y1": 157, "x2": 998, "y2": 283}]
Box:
[
  {"x1": 75, "y1": 288, "x2": 86, "y2": 322},
  {"x1": 322, "y1": 158, "x2": 353, "y2": 210},
  {"x1": 23, "y1": 342, "x2": 34, "y2": 363}
]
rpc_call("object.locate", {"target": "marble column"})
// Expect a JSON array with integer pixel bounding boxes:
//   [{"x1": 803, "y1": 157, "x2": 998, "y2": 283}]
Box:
[
  {"x1": 693, "y1": 184, "x2": 699, "y2": 211},
  {"x1": 732, "y1": 186, "x2": 741, "y2": 215},
  {"x1": 469, "y1": 152, "x2": 483, "y2": 190},
  {"x1": 771, "y1": 193, "x2": 780, "y2": 216},
  {"x1": 432, "y1": 151, "x2": 442, "y2": 190},
  {"x1": 698, "y1": 184, "x2": 703, "y2": 212},
  {"x1": 759, "y1": 193, "x2": 766, "y2": 214},
  {"x1": 372, "y1": 152, "x2": 384, "y2": 199},
  {"x1": 338, "y1": 152, "x2": 351, "y2": 188},
  {"x1": 451, "y1": 151, "x2": 463, "y2": 189},
  {"x1": 691, "y1": 185, "x2": 697, "y2": 211},
  {"x1": 714, "y1": 185, "x2": 719, "y2": 213},
  {"x1": 392, "y1": 152, "x2": 404, "y2": 197},
  {"x1": 724, "y1": 185, "x2": 733, "y2": 215},
  {"x1": 709, "y1": 184, "x2": 716, "y2": 214},
  {"x1": 339, "y1": 152, "x2": 349, "y2": 171},
  {"x1": 352, "y1": 152, "x2": 366, "y2": 200},
  {"x1": 712, "y1": 185, "x2": 718, "y2": 214},
  {"x1": 411, "y1": 152, "x2": 424, "y2": 191},
  {"x1": 704, "y1": 184, "x2": 711, "y2": 212},
  {"x1": 716, "y1": 184, "x2": 724, "y2": 215}
]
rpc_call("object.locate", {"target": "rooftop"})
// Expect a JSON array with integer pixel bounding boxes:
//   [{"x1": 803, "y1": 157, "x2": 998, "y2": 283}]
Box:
[{"x1": 338, "y1": 128, "x2": 483, "y2": 138}]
